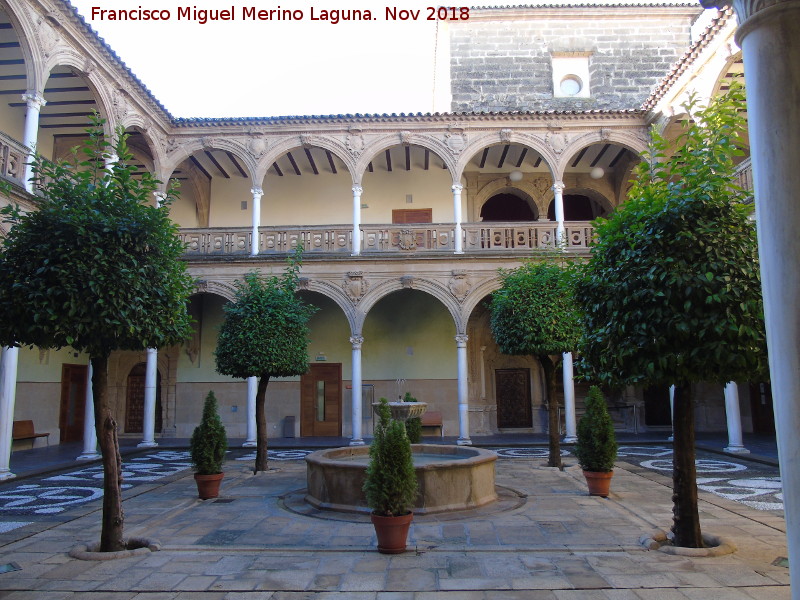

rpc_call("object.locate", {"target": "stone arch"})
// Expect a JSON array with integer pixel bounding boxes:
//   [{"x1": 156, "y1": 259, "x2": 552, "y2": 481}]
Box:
[
  {"x1": 257, "y1": 135, "x2": 356, "y2": 186},
  {"x1": 546, "y1": 186, "x2": 615, "y2": 218},
  {"x1": 298, "y1": 278, "x2": 359, "y2": 335},
  {"x1": 456, "y1": 131, "x2": 558, "y2": 181},
  {"x1": 473, "y1": 177, "x2": 554, "y2": 221},
  {"x1": 556, "y1": 131, "x2": 648, "y2": 178},
  {"x1": 163, "y1": 137, "x2": 257, "y2": 184},
  {"x1": 2, "y1": 1, "x2": 41, "y2": 92},
  {"x1": 119, "y1": 118, "x2": 168, "y2": 179},
  {"x1": 356, "y1": 277, "x2": 463, "y2": 335},
  {"x1": 462, "y1": 277, "x2": 503, "y2": 325},
  {"x1": 191, "y1": 280, "x2": 237, "y2": 302},
  {"x1": 354, "y1": 134, "x2": 457, "y2": 184}
]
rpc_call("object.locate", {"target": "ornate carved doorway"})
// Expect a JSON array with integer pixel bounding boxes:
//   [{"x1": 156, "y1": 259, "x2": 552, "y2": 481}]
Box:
[
  {"x1": 300, "y1": 363, "x2": 342, "y2": 437},
  {"x1": 496, "y1": 368, "x2": 532, "y2": 428},
  {"x1": 59, "y1": 364, "x2": 87, "y2": 443},
  {"x1": 125, "y1": 363, "x2": 163, "y2": 434}
]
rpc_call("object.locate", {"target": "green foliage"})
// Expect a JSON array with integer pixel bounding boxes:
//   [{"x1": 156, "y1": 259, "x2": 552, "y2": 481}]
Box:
[
  {"x1": 402, "y1": 392, "x2": 422, "y2": 444},
  {"x1": 575, "y1": 85, "x2": 767, "y2": 388},
  {"x1": 574, "y1": 386, "x2": 617, "y2": 472},
  {"x1": 489, "y1": 261, "x2": 582, "y2": 357},
  {"x1": 214, "y1": 248, "x2": 317, "y2": 379},
  {"x1": 0, "y1": 115, "x2": 194, "y2": 356},
  {"x1": 363, "y1": 398, "x2": 418, "y2": 517},
  {"x1": 190, "y1": 391, "x2": 228, "y2": 475}
]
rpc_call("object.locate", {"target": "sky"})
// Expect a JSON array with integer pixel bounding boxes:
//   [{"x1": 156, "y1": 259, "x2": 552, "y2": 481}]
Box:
[{"x1": 69, "y1": 0, "x2": 448, "y2": 118}]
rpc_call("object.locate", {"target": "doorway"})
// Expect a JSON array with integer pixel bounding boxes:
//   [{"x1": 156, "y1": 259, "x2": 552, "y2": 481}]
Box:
[
  {"x1": 59, "y1": 364, "x2": 88, "y2": 443},
  {"x1": 125, "y1": 363, "x2": 163, "y2": 434},
  {"x1": 301, "y1": 363, "x2": 342, "y2": 437},
  {"x1": 495, "y1": 368, "x2": 532, "y2": 428},
  {"x1": 749, "y1": 382, "x2": 775, "y2": 434}
]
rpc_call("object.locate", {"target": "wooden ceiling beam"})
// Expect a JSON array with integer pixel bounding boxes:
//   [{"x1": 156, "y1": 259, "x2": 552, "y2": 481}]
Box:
[
  {"x1": 608, "y1": 148, "x2": 627, "y2": 168},
  {"x1": 326, "y1": 150, "x2": 337, "y2": 174},
  {"x1": 287, "y1": 152, "x2": 301, "y2": 175},
  {"x1": 571, "y1": 147, "x2": 588, "y2": 168},
  {"x1": 590, "y1": 144, "x2": 610, "y2": 167},
  {"x1": 204, "y1": 150, "x2": 230, "y2": 178},
  {"x1": 515, "y1": 148, "x2": 528, "y2": 168},
  {"x1": 424, "y1": 149, "x2": 430, "y2": 170},
  {"x1": 226, "y1": 151, "x2": 248, "y2": 177},
  {"x1": 190, "y1": 155, "x2": 212, "y2": 180},
  {"x1": 304, "y1": 148, "x2": 319, "y2": 175},
  {"x1": 479, "y1": 148, "x2": 489, "y2": 168},
  {"x1": 497, "y1": 145, "x2": 510, "y2": 168},
  {"x1": 405, "y1": 146, "x2": 411, "y2": 171},
  {"x1": 272, "y1": 162, "x2": 283, "y2": 176},
  {"x1": 385, "y1": 149, "x2": 392, "y2": 172}
]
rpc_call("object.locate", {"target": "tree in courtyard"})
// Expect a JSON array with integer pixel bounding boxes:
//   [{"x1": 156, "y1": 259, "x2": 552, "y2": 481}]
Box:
[
  {"x1": 489, "y1": 260, "x2": 582, "y2": 468},
  {"x1": 574, "y1": 85, "x2": 767, "y2": 548},
  {"x1": 0, "y1": 119, "x2": 194, "y2": 552},
  {"x1": 215, "y1": 249, "x2": 316, "y2": 472}
]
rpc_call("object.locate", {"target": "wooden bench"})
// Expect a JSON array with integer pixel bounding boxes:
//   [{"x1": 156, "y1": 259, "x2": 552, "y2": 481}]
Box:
[
  {"x1": 420, "y1": 411, "x2": 444, "y2": 438},
  {"x1": 12, "y1": 420, "x2": 50, "y2": 447}
]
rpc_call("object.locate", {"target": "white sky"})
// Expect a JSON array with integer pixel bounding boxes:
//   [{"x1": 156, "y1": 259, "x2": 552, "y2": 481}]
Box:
[{"x1": 69, "y1": 0, "x2": 448, "y2": 118}]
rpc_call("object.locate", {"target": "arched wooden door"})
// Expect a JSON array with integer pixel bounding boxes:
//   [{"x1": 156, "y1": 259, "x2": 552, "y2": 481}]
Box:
[{"x1": 125, "y1": 363, "x2": 163, "y2": 434}]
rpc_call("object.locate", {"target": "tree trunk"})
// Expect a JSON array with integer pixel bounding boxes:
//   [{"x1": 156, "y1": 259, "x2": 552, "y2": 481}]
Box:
[
  {"x1": 254, "y1": 375, "x2": 270, "y2": 473},
  {"x1": 539, "y1": 355, "x2": 562, "y2": 468},
  {"x1": 92, "y1": 354, "x2": 125, "y2": 552},
  {"x1": 671, "y1": 383, "x2": 703, "y2": 547}
]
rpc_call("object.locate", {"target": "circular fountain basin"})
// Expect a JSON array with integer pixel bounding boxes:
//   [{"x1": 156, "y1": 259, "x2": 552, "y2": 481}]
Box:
[{"x1": 305, "y1": 444, "x2": 498, "y2": 515}]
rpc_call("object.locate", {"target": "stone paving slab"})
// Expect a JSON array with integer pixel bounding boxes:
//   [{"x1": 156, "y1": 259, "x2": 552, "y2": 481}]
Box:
[{"x1": 0, "y1": 455, "x2": 789, "y2": 598}]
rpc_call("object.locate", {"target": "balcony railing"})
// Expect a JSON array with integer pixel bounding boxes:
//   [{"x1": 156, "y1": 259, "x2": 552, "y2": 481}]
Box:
[
  {"x1": 178, "y1": 221, "x2": 596, "y2": 258},
  {"x1": 0, "y1": 132, "x2": 26, "y2": 187}
]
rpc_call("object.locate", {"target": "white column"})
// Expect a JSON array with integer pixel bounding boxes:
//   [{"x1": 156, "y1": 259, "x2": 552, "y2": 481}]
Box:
[
  {"x1": 723, "y1": 382, "x2": 749, "y2": 454},
  {"x1": 0, "y1": 347, "x2": 19, "y2": 480},
  {"x1": 250, "y1": 187, "x2": 263, "y2": 256},
  {"x1": 138, "y1": 348, "x2": 158, "y2": 448},
  {"x1": 553, "y1": 181, "x2": 566, "y2": 245},
  {"x1": 243, "y1": 376, "x2": 257, "y2": 447},
  {"x1": 455, "y1": 334, "x2": 471, "y2": 445},
  {"x1": 352, "y1": 185, "x2": 362, "y2": 256},
  {"x1": 22, "y1": 93, "x2": 46, "y2": 193},
  {"x1": 154, "y1": 191, "x2": 167, "y2": 208},
  {"x1": 350, "y1": 335, "x2": 365, "y2": 446},
  {"x1": 104, "y1": 152, "x2": 118, "y2": 182},
  {"x1": 668, "y1": 384, "x2": 675, "y2": 441},
  {"x1": 697, "y1": 2, "x2": 800, "y2": 589},
  {"x1": 452, "y1": 183, "x2": 464, "y2": 254},
  {"x1": 77, "y1": 361, "x2": 100, "y2": 460},
  {"x1": 562, "y1": 352, "x2": 577, "y2": 443}
]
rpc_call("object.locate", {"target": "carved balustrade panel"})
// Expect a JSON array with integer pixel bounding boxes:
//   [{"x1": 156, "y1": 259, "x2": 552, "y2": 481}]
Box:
[
  {"x1": 0, "y1": 131, "x2": 27, "y2": 186},
  {"x1": 178, "y1": 227, "x2": 251, "y2": 256},
  {"x1": 734, "y1": 157, "x2": 753, "y2": 202},
  {"x1": 260, "y1": 225, "x2": 352, "y2": 254},
  {"x1": 360, "y1": 224, "x2": 454, "y2": 253}
]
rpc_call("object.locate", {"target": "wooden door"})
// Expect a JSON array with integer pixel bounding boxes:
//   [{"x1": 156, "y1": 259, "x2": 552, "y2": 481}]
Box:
[
  {"x1": 301, "y1": 363, "x2": 342, "y2": 437},
  {"x1": 749, "y1": 382, "x2": 775, "y2": 434},
  {"x1": 495, "y1": 368, "x2": 532, "y2": 428},
  {"x1": 125, "y1": 363, "x2": 163, "y2": 434},
  {"x1": 59, "y1": 364, "x2": 87, "y2": 443}
]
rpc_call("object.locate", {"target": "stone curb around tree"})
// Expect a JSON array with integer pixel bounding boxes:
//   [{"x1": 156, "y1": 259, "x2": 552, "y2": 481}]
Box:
[
  {"x1": 68, "y1": 537, "x2": 162, "y2": 560},
  {"x1": 639, "y1": 529, "x2": 737, "y2": 556}
]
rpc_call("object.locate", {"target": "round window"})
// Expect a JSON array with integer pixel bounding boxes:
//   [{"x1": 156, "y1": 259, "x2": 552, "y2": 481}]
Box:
[{"x1": 560, "y1": 75, "x2": 583, "y2": 96}]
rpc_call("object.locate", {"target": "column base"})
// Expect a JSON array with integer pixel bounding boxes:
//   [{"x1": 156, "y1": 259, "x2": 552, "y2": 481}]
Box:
[
  {"x1": 76, "y1": 452, "x2": 101, "y2": 461},
  {"x1": 242, "y1": 441, "x2": 257, "y2": 448},
  {"x1": 667, "y1": 434, "x2": 674, "y2": 442},
  {"x1": 724, "y1": 445, "x2": 751, "y2": 454},
  {"x1": 0, "y1": 471, "x2": 16, "y2": 481},
  {"x1": 349, "y1": 439, "x2": 366, "y2": 446},
  {"x1": 137, "y1": 441, "x2": 159, "y2": 449},
  {"x1": 562, "y1": 435, "x2": 577, "y2": 444},
  {"x1": 456, "y1": 437, "x2": 472, "y2": 446}
]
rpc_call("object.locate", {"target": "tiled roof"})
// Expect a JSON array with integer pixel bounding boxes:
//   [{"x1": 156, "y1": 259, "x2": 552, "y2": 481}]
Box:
[{"x1": 642, "y1": 7, "x2": 734, "y2": 111}]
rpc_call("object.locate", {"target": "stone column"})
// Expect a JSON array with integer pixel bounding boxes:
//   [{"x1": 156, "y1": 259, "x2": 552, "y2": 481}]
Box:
[
  {"x1": 696, "y1": 0, "x2": 800, "y2": 589},
  {"x1": 0, "y1": 347, "x2": 19, "y2": 480},
  {"x1": 154, "y1": 191, "x2": 167, "y2": 208},
  {"x1": 251, "y1": 187, "x2": 263, "y2": 256},
  {"x1": 350, "y1": 335, "x2": 365, "y2": 445},
  {"x1": 77, "y1": 361, "x2": 100, "y2": 460},
  {"x1": 562, "y1": 352, "x2": 577, "y2": 443},
  {"x1": 138, "y1": 348, "x2": 159, "y2": 448},
  {"x1": 452, "y1": 184, "x2": 464, "y2": 254},
  {"x1": 553, "y1": 182, "x2": 566, "y2": 245},
  {"x1": 352, "y1": 185, "x2": 362, "y2": 256},
  {"x1": 479, "y1": 346, "x2": 487, "y2": 400},
  {"x1": 243, "y1": 376, "x2": 257, "y2": 447},
  {"x1": 456, "y1": 334, "x2": 471, "y2": 445},
  {"x1": 22, "y1": 92, "x2": 46, "y2": 193},
  {"x1": 723, "y1": 382, "x2": 749, "y2": 454}
]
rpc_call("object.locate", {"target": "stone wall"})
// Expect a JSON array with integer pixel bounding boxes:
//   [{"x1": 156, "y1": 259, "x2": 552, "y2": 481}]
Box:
[{"x1": 450, "y1": 7, "x2": 701, "y2": 112}]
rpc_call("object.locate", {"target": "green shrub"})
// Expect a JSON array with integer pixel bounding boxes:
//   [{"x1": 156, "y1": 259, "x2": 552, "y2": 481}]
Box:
[
  {"x1": 363, "y1": 398, "x2": 418, "y2": 516},
  {"x1": 403, "y1": 392, "x2": 422, "y2": 444},
  {"x1": 574, "y1": 386, "x2": 617, "y2": 472},
  {"x1": 190, "y1": 391, "x2": 228, "y2": 475}
]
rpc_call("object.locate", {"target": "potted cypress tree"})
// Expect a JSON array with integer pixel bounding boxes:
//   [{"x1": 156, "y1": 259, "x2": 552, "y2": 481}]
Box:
[
  {"x1": 363, "y1": 397, "x2": 418, "y2": 553},
  {"x1": 574, "y1": 386, "x2": 618, "y2": 497},
  {"x1": 190, "y1": 391, "x2": 228, "y2": 499}
]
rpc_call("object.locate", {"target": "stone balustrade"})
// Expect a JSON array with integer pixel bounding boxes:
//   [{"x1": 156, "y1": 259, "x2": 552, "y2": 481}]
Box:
[
  {"x1": 0, "y1": 132, "x2": 26, "y2": 187},
  {"x1": 179, "y1": 221, "x2": 596, "y2": 258}
]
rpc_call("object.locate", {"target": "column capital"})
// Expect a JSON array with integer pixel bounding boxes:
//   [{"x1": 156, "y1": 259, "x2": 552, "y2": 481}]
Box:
[
  {"x1": 455, "y1": 334, "x2": 469, "y2": 347},
  {"x1": 153, "y1": 191, "x2": 167, "y2": 207},
  {"x1": 21, "y1": 92, "x2": 46, "y2": 110},
  {"x1": 349, "y1": 335, "x2": 364, "y2": 349},
  {"x1": 552, "y1": 181, "x2": 565, "y2": 192},
  {"x1": 352, "y1": 184, "x2": 363, "y2": 195},
  {"x1": 452, "y1": 183, "x2": 464, "y2": 193},
  {"x1": 251, "y1": 187, "x2": 263, "y2": 198}
]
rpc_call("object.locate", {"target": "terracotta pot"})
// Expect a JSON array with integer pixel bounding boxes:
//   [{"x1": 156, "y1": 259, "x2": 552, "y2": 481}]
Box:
[
  {"x1": 583, "y1": 470, "x2": 613, "y2": 497},
  {"x1": 371, "y1": 512, "x2": 413, "y2": 554},
  {"x1": 194, "y1": 472, "x2": 224, "y2": 499}
]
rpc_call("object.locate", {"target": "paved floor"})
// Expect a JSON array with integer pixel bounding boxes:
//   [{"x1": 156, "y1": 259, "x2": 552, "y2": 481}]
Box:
[{"x1": 0, "y1": 437, "x2": 789, "y2": 599}]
